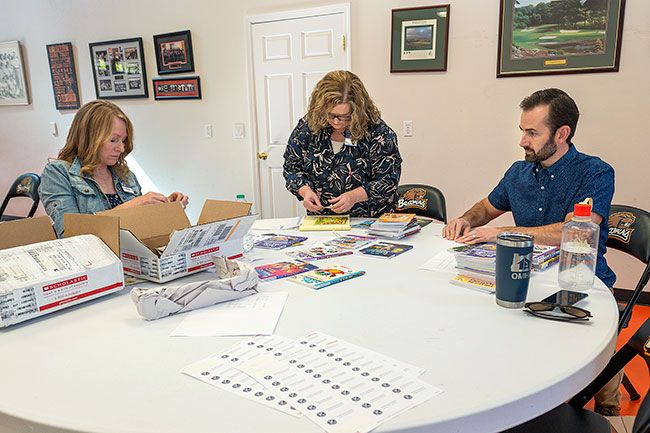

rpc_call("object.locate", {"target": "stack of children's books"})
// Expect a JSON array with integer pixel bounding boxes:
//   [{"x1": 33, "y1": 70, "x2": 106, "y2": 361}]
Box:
[
  {"x1": 448, "y1": 243, "x2": 497, "y2": 293},
  {"x1": 288, "y1": 265, "x2": 365, "y2": 289},
  {"x1": 531, "y1": 245, "x2": 560, "y2": 271},
  {"x1": 299, "y1": 215, "x2": 350, "y2": 231},
  {"x1": 448, "y1": 243, "x2": 561, "y2": 293},
  {"x1": 368, "y1": 213, "x2": 421, "y2": 239}
]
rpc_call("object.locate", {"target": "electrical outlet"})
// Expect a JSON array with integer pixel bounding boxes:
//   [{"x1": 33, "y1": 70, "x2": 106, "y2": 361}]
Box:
[
  {"x1": 232, "y1": 123, "x2": 245, "y2": 139},
  {"x1": 403, "y1": 120, "x2": 413, "y2": 137},
  {"x1": 204, "y1": 124, "x2": 213, "y2": 138}
]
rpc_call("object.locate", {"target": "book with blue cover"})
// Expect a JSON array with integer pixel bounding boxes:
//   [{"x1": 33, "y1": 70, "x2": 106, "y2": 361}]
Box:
[
  {"x1": 254, "y1": 233, "x2": 308, "y2": 250},
  {"x1": 254, "y1": 260, "x2": 318, "y2": 281},
  {"x1": 288, "y1": 265, "x2": 365, "y2": 289},
  {"x1": 358, "y1": 242, "x2": 413, "y2": 259}
]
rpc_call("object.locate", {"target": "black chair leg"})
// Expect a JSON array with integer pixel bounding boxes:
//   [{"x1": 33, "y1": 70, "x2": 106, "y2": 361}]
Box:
[{"x1": 622, "y1": 373, "x2": 641, "y2": 401}]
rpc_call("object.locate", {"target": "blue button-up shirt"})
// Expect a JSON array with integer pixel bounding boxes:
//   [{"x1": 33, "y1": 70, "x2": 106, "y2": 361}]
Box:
[{"x1": 488, "y1": 145, "x2": 616, "y2": 287}]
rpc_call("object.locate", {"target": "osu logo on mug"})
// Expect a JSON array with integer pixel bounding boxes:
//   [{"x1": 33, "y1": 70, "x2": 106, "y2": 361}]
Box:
[{"x1": 510, "y1": 252, "x2": 531, "y2": 279}]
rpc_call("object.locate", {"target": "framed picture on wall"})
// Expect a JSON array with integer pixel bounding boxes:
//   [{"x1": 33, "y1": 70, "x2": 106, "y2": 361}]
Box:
[
  {"x1": 390, "y1": 5, "x2": 450, "y2": 73},
  {"x1": 46, "y1": 42, "x2": 81, "y2": 110},
  {"x1": 89, "y1": 37, "x2": 148, "y2": 99},
  {"x1": 152, "y1": 76, "x2": 201, "y2": 100},
  {"x1": 0, "y1": 40, "x2": 29, "y2": 105},
  {"x1": 497, "y1": 0, "x2": 626, "y2": 77},
  {"x1": 153, "y1": 30, "x2": 195, "y2": 75}
]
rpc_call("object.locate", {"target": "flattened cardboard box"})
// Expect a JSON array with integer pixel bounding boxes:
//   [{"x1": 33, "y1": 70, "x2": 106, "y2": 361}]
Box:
[
  {"x1": 0, "y1": 216, "x2": 123, "y2": 328},
  {"x1": 96, "y1": 200, "x2": 256, "y2": 283}
]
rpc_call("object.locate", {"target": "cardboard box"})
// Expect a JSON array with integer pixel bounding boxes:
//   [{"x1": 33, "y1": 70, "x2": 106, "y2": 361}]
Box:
[
  {"x1": 72, "y1": 200, "x2": 256, "y2": 283},
  {"x1": 0, "y1": 216, "x2": 124, "y2": 328}
]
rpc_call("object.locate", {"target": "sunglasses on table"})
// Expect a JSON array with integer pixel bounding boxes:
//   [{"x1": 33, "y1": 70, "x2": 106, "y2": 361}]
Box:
[{"x1": 524, "y1": 302, "x2": 593, "y2": 322}]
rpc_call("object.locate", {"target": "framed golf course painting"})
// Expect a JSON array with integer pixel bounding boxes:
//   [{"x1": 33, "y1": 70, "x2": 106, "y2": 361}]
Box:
[{"x1": 497, "y1": 0, "x2": 626, "y2": 77}]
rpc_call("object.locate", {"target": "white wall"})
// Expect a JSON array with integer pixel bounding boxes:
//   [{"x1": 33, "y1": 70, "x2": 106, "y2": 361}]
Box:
[{"x1": 1, "y1": 0, "x2": 648, "y2": 287}]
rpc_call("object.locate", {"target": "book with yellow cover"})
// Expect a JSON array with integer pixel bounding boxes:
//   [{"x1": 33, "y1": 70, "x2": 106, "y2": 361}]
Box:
[
  {"x1": 299, "y1": 215, "x2": 350, "y2": 231},
  {"x1": 449, "y1": 275, "x2": 496, "y2": 294},
  {"x1": 377, "y1": 213, "x2": 416, "y2": 223}
]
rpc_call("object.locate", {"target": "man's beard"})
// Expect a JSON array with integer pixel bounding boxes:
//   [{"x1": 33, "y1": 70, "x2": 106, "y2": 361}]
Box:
[{"x1": 524, "y1": 137, "x2": 557, "y2": 163}]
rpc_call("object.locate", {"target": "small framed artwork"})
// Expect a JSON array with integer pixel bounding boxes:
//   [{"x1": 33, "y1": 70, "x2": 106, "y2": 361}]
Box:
[
  {"x1": 153, "y1": 30, "x2": 195, "y2": 75},
  {"x1": 152, "y1": 76, "x2": 201, "y2": 100},
  {"x1": 497, "y1": 0, "x2": 626, "y2": 77},
  {"x1": 390, "y1": 5, "x2": 450, "y2": 73},
  {"x1": 46, "y1": 42, "x2": 81, "y2": 110},
  {"x1": 0, "y1": 40, "x2": 29, "y2": 105},
  {"x1": 89, "y1": 37, "x2": 148, "y2": 99}
]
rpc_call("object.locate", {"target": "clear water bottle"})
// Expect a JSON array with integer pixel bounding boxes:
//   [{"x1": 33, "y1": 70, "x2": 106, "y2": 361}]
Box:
[
  {"x1": 236, "y1": 194, "x2": 255, "y2": 253},
  {"x1": 558, "y1": 203, "x2": 599, "y2": 291}
]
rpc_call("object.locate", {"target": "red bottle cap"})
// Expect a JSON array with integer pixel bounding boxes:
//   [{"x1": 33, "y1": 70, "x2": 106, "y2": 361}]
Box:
[{"x1": 574, "y1": 203, "x2": 592, "y2": 217}]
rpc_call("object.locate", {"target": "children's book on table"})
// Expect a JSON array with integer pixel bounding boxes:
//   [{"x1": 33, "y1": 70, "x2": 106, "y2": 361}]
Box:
[
  {"x1": 288, "y1": 265, "x2": 365, "y2": 289},
  {"x1": 253, "y1": 233, "x2": 308, "y2": 249},
  {"x1": 358, "y1": 241, "x2": 413, "y2": 259},
  {"x1": 255, "y1": 260, "x2": 318, "y2": 281},
  {"x1": 286, "y1": 245, "x2": 353, "y2": 261},
  {"x1": 299, "y1": 215, "x2": 350, "y2": 231},
  {"x1": 324, "y1": 234, "x2": 377, "y2": 250}
]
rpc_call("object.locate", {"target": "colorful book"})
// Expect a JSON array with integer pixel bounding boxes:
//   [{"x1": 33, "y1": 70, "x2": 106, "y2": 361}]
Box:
[
  {"x1": 254, "y1": 233, "x2": 308, "y2": 250},
  {"x1": 368, "y1": 224, "x2": 421, "y2": 239},
  {"x1": 358, "y1": 242, "x2": 413, "y2": 259},
  {"x1": 350, "y1": 219, "x2": 376, "y2": 229},
  {"x1": 286, "y1": 245, "x2": 353, "y2": 262},
  {"x1": 324, "y1": 234, "x2": 377, "y2": 250},
  {"x1": 254, "y1": 260, "x2": 318, "y2": 281},
  {"x1": 299, "y1": 215, "x2": 351, "y2": 231},
  {"x1": 288, "y1": 265, "x2": 365, "y2": 290},
  {"x1": 449, "y1": 274, "x2": 496, "y2": 294}
]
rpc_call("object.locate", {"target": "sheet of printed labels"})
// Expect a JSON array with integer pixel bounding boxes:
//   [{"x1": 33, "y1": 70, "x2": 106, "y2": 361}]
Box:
[{"x1": 183, "y1": 332, "x2": 442, "y2": 433}]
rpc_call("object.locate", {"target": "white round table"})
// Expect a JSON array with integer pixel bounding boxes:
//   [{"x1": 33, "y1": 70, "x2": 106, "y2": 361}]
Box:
[{"x1": 0, "y1": 220, "x2": 618, "y2": 433}]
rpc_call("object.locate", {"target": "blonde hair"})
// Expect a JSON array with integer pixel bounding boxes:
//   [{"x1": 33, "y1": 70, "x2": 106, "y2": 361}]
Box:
[
  {"x1": 306, "y1": 70, "x2": 381, "y2": 142},
  {"x1": 58, "y1": 100, "x2": 134, "y2": 178}
]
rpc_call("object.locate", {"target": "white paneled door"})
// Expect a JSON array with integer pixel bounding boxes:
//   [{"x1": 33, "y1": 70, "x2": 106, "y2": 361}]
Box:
[{"x1": 251, "y1": 8, "x2": 349, "y2": 218}]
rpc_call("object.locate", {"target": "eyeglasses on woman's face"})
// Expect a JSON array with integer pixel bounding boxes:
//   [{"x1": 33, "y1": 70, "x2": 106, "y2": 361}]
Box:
[
  {"x1": 327, "y1": 112, "x2": 352, "y2": 122},
  {"x1": 524, "y1": 302, "x2": 592, "y2": 322}
]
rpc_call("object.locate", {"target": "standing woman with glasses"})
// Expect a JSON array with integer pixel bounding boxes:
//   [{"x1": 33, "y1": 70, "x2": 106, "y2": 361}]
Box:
[{"x1": 283, "y1": 70, "x2": 402, "y2": 217}]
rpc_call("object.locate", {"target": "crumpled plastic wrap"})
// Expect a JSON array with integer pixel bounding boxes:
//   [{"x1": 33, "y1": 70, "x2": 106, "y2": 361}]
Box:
[{"x1": 130, "y1": 258, "x2": 259, "y2": 320}]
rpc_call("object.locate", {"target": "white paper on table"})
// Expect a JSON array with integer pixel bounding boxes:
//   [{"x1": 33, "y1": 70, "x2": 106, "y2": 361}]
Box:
[
  {"x1": 252, "y1": 217, "x2": 303, "y2": 231},
  {"x1": 236, "y1": 332, "x2": 442, "y2": 433},
  {"x1": 181, "y1": 335, "x2": 302, "y2": 417},
  {"x1": 170, "y1": 292, "x2": 288, "y2": 337},
  {"x1": 419, "y1": 250, "x2": 457, "y2": 273}
]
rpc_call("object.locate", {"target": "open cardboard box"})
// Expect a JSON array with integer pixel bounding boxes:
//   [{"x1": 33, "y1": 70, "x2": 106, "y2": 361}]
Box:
[
  {"x1": 70, "y1": 199, "x2": 257, "y2": 283},
  {"x1": 0, "y1": 215, "x2": 123, "y2": 328}
]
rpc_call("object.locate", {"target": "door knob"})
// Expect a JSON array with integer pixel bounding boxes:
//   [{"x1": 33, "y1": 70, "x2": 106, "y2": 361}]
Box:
[{"x1": 257, "y1": 152, "x2": 269, "y2": 160}]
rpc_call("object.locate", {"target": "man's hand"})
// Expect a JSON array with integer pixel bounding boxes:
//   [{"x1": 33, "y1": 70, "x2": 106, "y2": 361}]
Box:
[
  {"x1": 298, "y1": 185, "x2": 323, "y2": 212},
  {"x1": 455, "y1": 226, "x2": 502, "y2": 244},
  {"x1": 443, "y1": 217, "x2": 471, "y2": 240}
]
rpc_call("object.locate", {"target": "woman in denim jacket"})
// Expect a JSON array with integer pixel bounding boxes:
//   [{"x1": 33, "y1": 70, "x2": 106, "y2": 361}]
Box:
[{"x1": 39, "y1": 100, "x2": 188, "y2": 237}]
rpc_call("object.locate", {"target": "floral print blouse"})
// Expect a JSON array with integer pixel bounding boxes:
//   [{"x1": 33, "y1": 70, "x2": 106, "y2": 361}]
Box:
[{"x1": 283, "y1": 117, "x2": 402, "y2": 217}]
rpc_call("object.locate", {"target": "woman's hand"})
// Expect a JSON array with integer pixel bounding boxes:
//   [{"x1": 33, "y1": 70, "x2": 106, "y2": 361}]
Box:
[
  {"x1": 329, "y1": 187, "x2": 367, "y2": 214},
  {"x1": 168, "y1": 191, "x2": 189, "y2": 208},
  {"x1": 117, "y1": 191, "x2": 169, "y2": 209},
  {"x1": 298, "y1": 185, "x2": 323, "y2": 212}
]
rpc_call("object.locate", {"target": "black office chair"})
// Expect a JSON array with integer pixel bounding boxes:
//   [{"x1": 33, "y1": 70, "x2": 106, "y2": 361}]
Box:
[
  {"x1": 395, "y1": 184, "x2": 447, "y2": 223},
  {"x1": 0, "y1": 173, "x2": 41, "y2": 221},
  {"x1": 503, "y1": 316, "x2": 650, "y2": 433},
  {"x1": 607, "y1": 204, "x2": 650, "y2": 401}
]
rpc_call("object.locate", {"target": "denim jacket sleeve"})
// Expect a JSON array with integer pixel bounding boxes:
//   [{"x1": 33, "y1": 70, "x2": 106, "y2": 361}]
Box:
[{"x1": 39, "y1": 161, "x2": 82, "y2": 237}]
